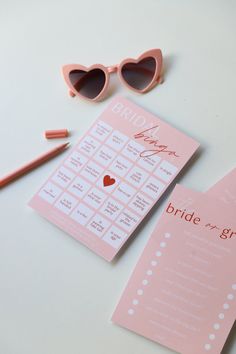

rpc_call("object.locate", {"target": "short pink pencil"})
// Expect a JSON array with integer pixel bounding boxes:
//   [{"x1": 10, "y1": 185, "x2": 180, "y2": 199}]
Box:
[{"x1": 0, "y1": 142, "x2": 70, "y2": 188}]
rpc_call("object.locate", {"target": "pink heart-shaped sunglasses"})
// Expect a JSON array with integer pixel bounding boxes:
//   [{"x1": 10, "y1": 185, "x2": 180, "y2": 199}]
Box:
[{"x1": 62, "y1": 49, "x2": 163, "y2": 102}]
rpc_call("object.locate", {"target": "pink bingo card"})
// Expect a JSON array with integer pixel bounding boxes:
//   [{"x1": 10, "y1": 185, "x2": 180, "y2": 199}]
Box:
[
  {"x1": 29, "y1": 96, "x2": 199, "y2": 261},
  {"x1": 112, "y1": 184, "x2": 236, "y2": 353}
]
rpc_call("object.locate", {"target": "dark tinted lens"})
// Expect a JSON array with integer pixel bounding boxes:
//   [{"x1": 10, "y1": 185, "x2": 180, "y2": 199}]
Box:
[
  {"x1": 69, "y1": 69, "x2": 106, "y2": 99},
  {"x1": 121, "y1": 57, "x2": 156, "y2": 90}
]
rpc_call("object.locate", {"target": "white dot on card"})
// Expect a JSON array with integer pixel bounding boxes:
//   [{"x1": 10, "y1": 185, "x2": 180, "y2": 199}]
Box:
[
  {"x1": 146, "y1": 270, "x2": 152, "y2": 276},
  {"x1": 223, "y1": 303, "x2": 229, "y2": 310},
  {"x1": 213, "y1": 323, "x2": 220, "y2": 330},
  {"x1": 165, "y1": 233, "x2": 171, "y2": 238},
  {"x1": 232, "y1": 284, "x2": 236, "y2": 290},
  {"x1": 209, "y1": 334, "x2": 215, "y2": 341},
  {"x1": 156, "y1": 251, "x2": 162, "y2": 257},
  {"x1": 227, "y1": 294, "x2": 234, "y2": 300},
  {"x1": 142, "y1": 279, "x2": 148, "y2": 285},
  {"x1": 137, "y1": 289, "x2": 143, "y2": 296},
  {"x1": 151, "y1": 260, "x2": 157, "y2": 266},
  {"x1": 218, "y1": 313, "x2": 224, "y2": 320},
  {"x1": 128, "y1": 309, "x2": 134, "y2": 315},
  {"x1": 160, "y1": 242, "x2": 166, "y2": 248},
  {"x1": 133, "y1": 299, "x2": 139, "y2": 305},
  {"x1": 204, "y1": 344, "x2": 211, "y2": 351}
]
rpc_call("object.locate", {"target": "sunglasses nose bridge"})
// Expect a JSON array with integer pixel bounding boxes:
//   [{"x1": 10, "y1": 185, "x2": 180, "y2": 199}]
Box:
[{"x1": 107, "y1": 65, "x2": 118, "y2": 74}]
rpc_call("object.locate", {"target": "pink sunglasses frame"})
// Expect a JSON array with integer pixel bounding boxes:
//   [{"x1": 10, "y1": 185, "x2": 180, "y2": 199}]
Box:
[{"x1": 62, "y1": 49, "x2": 163, "y2": 102}]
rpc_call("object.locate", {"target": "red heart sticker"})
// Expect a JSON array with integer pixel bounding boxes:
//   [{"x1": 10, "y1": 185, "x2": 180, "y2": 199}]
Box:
[{"x1": 103, "y1": 175, "x2": 116, "y2": 187}]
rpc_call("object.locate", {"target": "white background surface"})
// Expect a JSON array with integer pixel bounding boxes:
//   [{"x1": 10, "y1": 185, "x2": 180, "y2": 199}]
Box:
[{"x1": 0, "y1": 1, "x2": 235, "y2": 353}]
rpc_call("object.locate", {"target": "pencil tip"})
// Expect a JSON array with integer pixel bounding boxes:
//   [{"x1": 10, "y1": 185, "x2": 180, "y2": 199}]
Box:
[{"x1": 62, "y1": 142, "x2": 70, "y2": 148}]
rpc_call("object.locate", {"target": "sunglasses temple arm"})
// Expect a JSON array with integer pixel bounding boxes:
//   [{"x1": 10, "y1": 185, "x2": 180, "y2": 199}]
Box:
[
  {"x1": 108, "y1": 64, "x2": 164, "y2": 83},
  {"x1": 137, "y1": 67, "x2": 164, "y2": 84}
]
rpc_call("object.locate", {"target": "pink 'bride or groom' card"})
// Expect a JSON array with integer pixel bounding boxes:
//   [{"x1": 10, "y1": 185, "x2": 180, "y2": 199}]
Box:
[
  {"x1": 112, "y1": 183, "x2": 236, "y2": 353},
  {"x1": 29, "y1": 96, "x2": 199, "y2": 261},
  {"x1": 207, "y1": 168, "x2": 236, "y2": 205}
]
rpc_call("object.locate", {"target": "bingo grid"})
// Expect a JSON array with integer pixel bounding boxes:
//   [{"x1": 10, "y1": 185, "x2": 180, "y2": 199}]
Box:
[{"x1": 37, "y1": 120, "x2": 178, "y2": 251}]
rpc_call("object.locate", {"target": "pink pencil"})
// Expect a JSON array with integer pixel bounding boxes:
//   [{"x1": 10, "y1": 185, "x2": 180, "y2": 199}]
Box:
[{"x1": 0, "y1": 142, "x2": 70, "y2": 188}]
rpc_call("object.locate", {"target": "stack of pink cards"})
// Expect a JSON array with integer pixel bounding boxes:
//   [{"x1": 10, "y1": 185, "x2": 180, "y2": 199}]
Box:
[
  {"x1": 112, "y1": 169, "x2": 236, "y2": 354},
  {"x1": 29, "y1": 93, "x2": 236, "y2": 352},
  {"x1": 29, "y1": 96, "x2": 199, "y2": 261}
]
